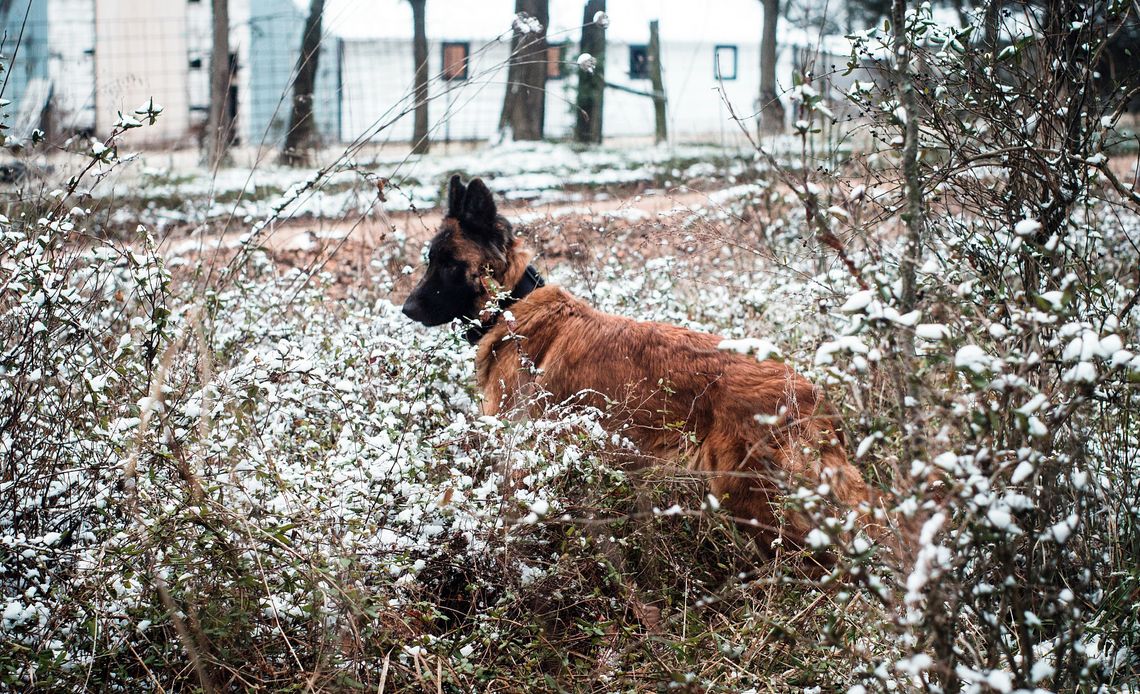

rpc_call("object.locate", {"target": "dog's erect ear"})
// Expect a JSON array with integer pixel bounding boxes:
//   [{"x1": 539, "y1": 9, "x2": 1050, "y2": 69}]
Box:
[
  {"x1": 447, "y1": 174, "x2": 466, "y2": 219},
  {"x1": 461, "y1": 178, "x2": 498, "y2": 233}
]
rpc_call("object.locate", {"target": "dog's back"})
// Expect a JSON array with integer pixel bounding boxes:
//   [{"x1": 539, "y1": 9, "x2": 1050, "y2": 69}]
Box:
[{"x1": 476, "y1": 285, "x2": 871, "y2": 544}]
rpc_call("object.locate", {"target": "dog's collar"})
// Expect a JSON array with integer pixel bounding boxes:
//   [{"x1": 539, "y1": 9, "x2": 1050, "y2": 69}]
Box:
[{"x1": 464, "y1": 265, "x2": 545, "y2": 345}]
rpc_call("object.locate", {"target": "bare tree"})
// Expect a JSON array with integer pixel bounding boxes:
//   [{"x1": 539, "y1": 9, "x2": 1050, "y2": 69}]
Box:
[
  {"x1": 574, "y1": 0, "x2": 606, "y2": 144},
  {"x1": 498, "y1": 0, "x2": 549, "y2": 141},
  {"x1": 648, "y1": 20, "x2": 666, "y2": 144},
  {"x1": 891, "y1": 0, "x2": 923, "y2": 313},
  {"x1": 758, "y1": 0, "x2": 785, "y2": 134},
  {"x1": 410, "y1": 0, "x2": 430, "y2": 154},
  {"x1": 281, "y1": 0, "x2": 325, "y2": 166},
  {"x1": 204, "y1": 0, "x2": 231, "y2": 168},
  {"x1": 947, "y1": 0, "x2": 970, "y2": 27},
  {"x1": 982, "y1": 0, "x2": 1003, "y2": 50}
]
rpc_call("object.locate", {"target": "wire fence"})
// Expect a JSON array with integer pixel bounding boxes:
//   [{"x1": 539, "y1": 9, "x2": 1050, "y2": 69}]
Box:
[{"x1": 0, "y1": 8, "x2": 861, "y2": 153}]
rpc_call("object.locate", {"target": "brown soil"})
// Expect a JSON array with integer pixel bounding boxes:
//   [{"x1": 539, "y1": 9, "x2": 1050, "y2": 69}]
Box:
[{"x1": 160, "y1": 186, "x2": 760, "y2": 296}]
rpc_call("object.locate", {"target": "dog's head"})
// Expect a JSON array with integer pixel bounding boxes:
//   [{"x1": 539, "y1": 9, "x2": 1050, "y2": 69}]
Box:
[{"x1": 402, "y1": 175, "x2": 524, "y2": 327}]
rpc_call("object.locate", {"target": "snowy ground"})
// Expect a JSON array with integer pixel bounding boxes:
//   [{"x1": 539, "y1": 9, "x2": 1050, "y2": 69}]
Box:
[
  {"x1": 3, "y1": 132, "x2": 1140, "y2": 689},
  {"x1": 44, "y1": 140, "x2": 781, "y2": 238}
]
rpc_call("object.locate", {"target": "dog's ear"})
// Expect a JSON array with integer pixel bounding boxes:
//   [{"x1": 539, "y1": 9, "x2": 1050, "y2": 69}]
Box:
[
  {"x1": 461, "y1": 178, "x2": 499, "y2": 235},
  {"x1": 446, "y1": 174, "x2": 466, "y2": 219}
]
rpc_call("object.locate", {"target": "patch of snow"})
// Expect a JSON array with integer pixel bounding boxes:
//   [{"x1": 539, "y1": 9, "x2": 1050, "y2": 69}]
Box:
[
  {"x1": 1013, "y1": 218, "x2": 1042, "y2": 236},
  {"x1": 954, "y1": 345, "x2": 991, "y2": 373},
  {"x1": 718, "y1": 338, "x2": 781, "y2": 362},
  {"x1": 576, "y1": 53, "x2": 597, "y2": 73},
  {"x1": 914, "y1": 323, "x2": 948, "y2": 341},
  {"x1": 838, "y1": 290, "x2": 874, "y2": 313}
]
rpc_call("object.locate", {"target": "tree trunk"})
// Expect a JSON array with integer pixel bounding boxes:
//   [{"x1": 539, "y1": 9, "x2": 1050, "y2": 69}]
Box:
[
  {"x1": 499, "y1": 0, "x2": 549, "y2": 141},
  {"x1": 204, "y1": 0, "x2": 231, "y2": 168},
  {"x1": 574, "y1": 0, "x2": 606, "y2": 144},
  {"x1": 891, "y1": 0, "x2": 923, "y2": 314},
  {"x1": 758, "y1": 0, "x2": 785, "y2": 135},
  {"x1": 648, "y1": 20, "x2": 667, "y2": 144},
  {"x1": 410, "y1": 0, "x2": 430, "y2": 154},
  {"x1": 982, "y1": 0, "x2": 1002, "y2": 52},
  {"x1": 281, "y1": 0, "x2": 324, "y2": 166},
  {"x1": 948, "y1": 0, "x2": 968, "y2": 28}
]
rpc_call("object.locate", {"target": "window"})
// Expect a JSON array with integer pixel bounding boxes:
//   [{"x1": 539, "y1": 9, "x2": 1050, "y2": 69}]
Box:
[
  {"x1": 546, "y1": 43, "x2": 566, "y2": 80},
  {"x1": 714, "y1": 45, "x2": 737, "y2": 81},
  {"x1": 628, "y1": 45, "x2": 649, "y2": 79},
  {"x1": 441, "y1": 42, "x2": 469, "y2": 81},
  {"x1": 189, "y1": 57, "x2": 203, "y2": 69}
]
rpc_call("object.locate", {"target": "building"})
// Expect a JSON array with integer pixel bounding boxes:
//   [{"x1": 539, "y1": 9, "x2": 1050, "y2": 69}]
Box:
[
  {"x1": 93, "y1": 0, "x2": 210, "y2": 144},
  {"x1": 247, "y1": 0, "x2": 341, "y2": 147},
  {"x1": 1, "y1": 0, "x2": 96, "y2": 140},
  {"x1": 332, "y1": 0, "x2": 849, "y2": 146},
  {"x1": 0, "y1": 0, "x2": 216, "y2": 145},
  {"x1": 0, "y1": 0, "x2": 852, "y2": 149}
]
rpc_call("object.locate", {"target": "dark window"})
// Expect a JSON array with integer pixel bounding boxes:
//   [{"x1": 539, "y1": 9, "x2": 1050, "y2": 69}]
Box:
[
  {"x1": 189, "y1": 57, "x2": 203, "y2": 69},
  {"x1": 546, "y1": 43, "x2": 566, "y2": 79},
  {"x1": 714, "y1": 45, "x2": 737, "y2": 80},
  {"x1": 628, "y1": 45, "x2": 649, "y2": 79},
  {"x1": 442, "y1": 42, "x2": 469, "y2": 81}
]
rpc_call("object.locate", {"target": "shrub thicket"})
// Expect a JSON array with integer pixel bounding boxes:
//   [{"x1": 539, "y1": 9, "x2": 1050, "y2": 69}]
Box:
[{"x1": 2, "y1": 2, "x2": 1139, "y2": 690}]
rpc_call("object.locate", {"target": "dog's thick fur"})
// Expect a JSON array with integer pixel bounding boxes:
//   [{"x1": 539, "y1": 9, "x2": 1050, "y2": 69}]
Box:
[{"x1": 403, "y1": 176, "x2": 872, "y2": 546}]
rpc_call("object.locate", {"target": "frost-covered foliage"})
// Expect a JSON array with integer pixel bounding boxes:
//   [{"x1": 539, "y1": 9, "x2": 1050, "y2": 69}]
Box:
[
  {"x1": 822, "y1": 1, "x2": 1140, "y2": 690},
  {"x1": 0, "y1": 119, "x2": 883, "y2": 688},
  {"x1": 0, "y1": 193, "x2": 904, "y2": 689},
  {"x1": 0, "y1": 226, "x2": 585, "y2": 686},
  {"x1": 4, "y1": 2, "x2": 1140, "y2": 687}
]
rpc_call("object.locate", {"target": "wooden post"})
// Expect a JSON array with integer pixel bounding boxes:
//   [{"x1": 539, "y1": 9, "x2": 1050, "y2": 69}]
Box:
[
  {"x1": 498, "y1": 0, "x2": 549, "y2": 141},
  {"x1": 574, "y1": 0, "x2": 606, "y2": 144},
  {"x1": 410, "y1": 0, "x2": 430, "y2": 154},
  {"x1": 648, "y1": 20, "x2": 666, "y2": 144},
  {"x1": 281, "y1": 0, "x2": 325, "y2": 166},
  {"x1": 205, "y1": 0, "x2": 230, "y2": 168}
]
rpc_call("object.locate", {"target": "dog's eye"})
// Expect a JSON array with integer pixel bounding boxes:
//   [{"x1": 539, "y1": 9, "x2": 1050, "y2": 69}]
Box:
[{"x1": 438, "y1": 262, "x2": 465, "y2": 279}]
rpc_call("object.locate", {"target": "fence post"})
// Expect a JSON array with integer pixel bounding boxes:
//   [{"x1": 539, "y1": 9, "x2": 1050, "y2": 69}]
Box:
[
  {"x1": 574, "y1": 0, "x2": 606, "y2": 144},
  {"x1": 648, "y1": 20, "x2": 666, "y2": 144}
]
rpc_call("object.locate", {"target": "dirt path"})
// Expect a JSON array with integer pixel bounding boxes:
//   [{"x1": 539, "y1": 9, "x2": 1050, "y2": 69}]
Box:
[
  {"x1": 162, "y1": 146, "x2": 1140, "y2": 260},
  {"x1": 162, "y1": 185, "x2": 738, "y2": 258},
  {"x1": 157, "y1": 184, "x2": 758, "y2": 297}
]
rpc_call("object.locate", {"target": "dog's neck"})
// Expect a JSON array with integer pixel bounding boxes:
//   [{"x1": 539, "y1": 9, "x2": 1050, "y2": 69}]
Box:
[{"x1": 464, "y1": 265, "x2": 545, "y2": 345}]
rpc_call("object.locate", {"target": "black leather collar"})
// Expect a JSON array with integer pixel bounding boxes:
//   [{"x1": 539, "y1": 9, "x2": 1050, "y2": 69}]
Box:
[{"x1": 464, "y1": 265, "x2": 545, "y2": 345}]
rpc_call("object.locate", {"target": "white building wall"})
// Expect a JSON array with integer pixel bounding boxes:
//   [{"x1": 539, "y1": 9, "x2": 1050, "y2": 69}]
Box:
[
  {"x1": 230, "y1": 0, "x2": 252, "y2": 147},
  {"x1": 47, "y1": 0, "x2": 97, "y2": 133},
  {"x1": 542, "y1": 60, "x2": 577, "y2": 139},
  {"x1": 340, "y1": 39, "x2": 512, "y2": 145},
  {"x1": 185, "y1": 0, "x2": 212, "y2": 129},
  {"x1": 326, "y1": 0, "x2": 827, "y2": 144},
  {"x1": 93, "y1": 0, "x2": 191, "y2": 144},
  {"x1": 594, "y1": 40, "x2": 797, "y2": 144},
  {"x1": 340, "y1": 35, "x2": 805, "y2": 145}
]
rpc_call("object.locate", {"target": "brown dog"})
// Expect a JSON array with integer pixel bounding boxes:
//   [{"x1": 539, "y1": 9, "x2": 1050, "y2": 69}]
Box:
[{"x1": 402, "y1": 175, "x2": 873, "y2": 547}]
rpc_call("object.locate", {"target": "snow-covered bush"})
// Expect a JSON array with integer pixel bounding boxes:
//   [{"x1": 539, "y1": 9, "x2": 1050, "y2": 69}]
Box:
[
  {"x1": 0, "y1": 206, "x2": 901, "y2": 688},
  {"x1": 3, "y1": 3, "x2": 1140, "y2": 685},
  {"x1": 823, "y1": 1, "x2": 1140, "y2": 689},
  {"x1": 0, "y1": 146, "x2": 880, "y2": 687}
]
